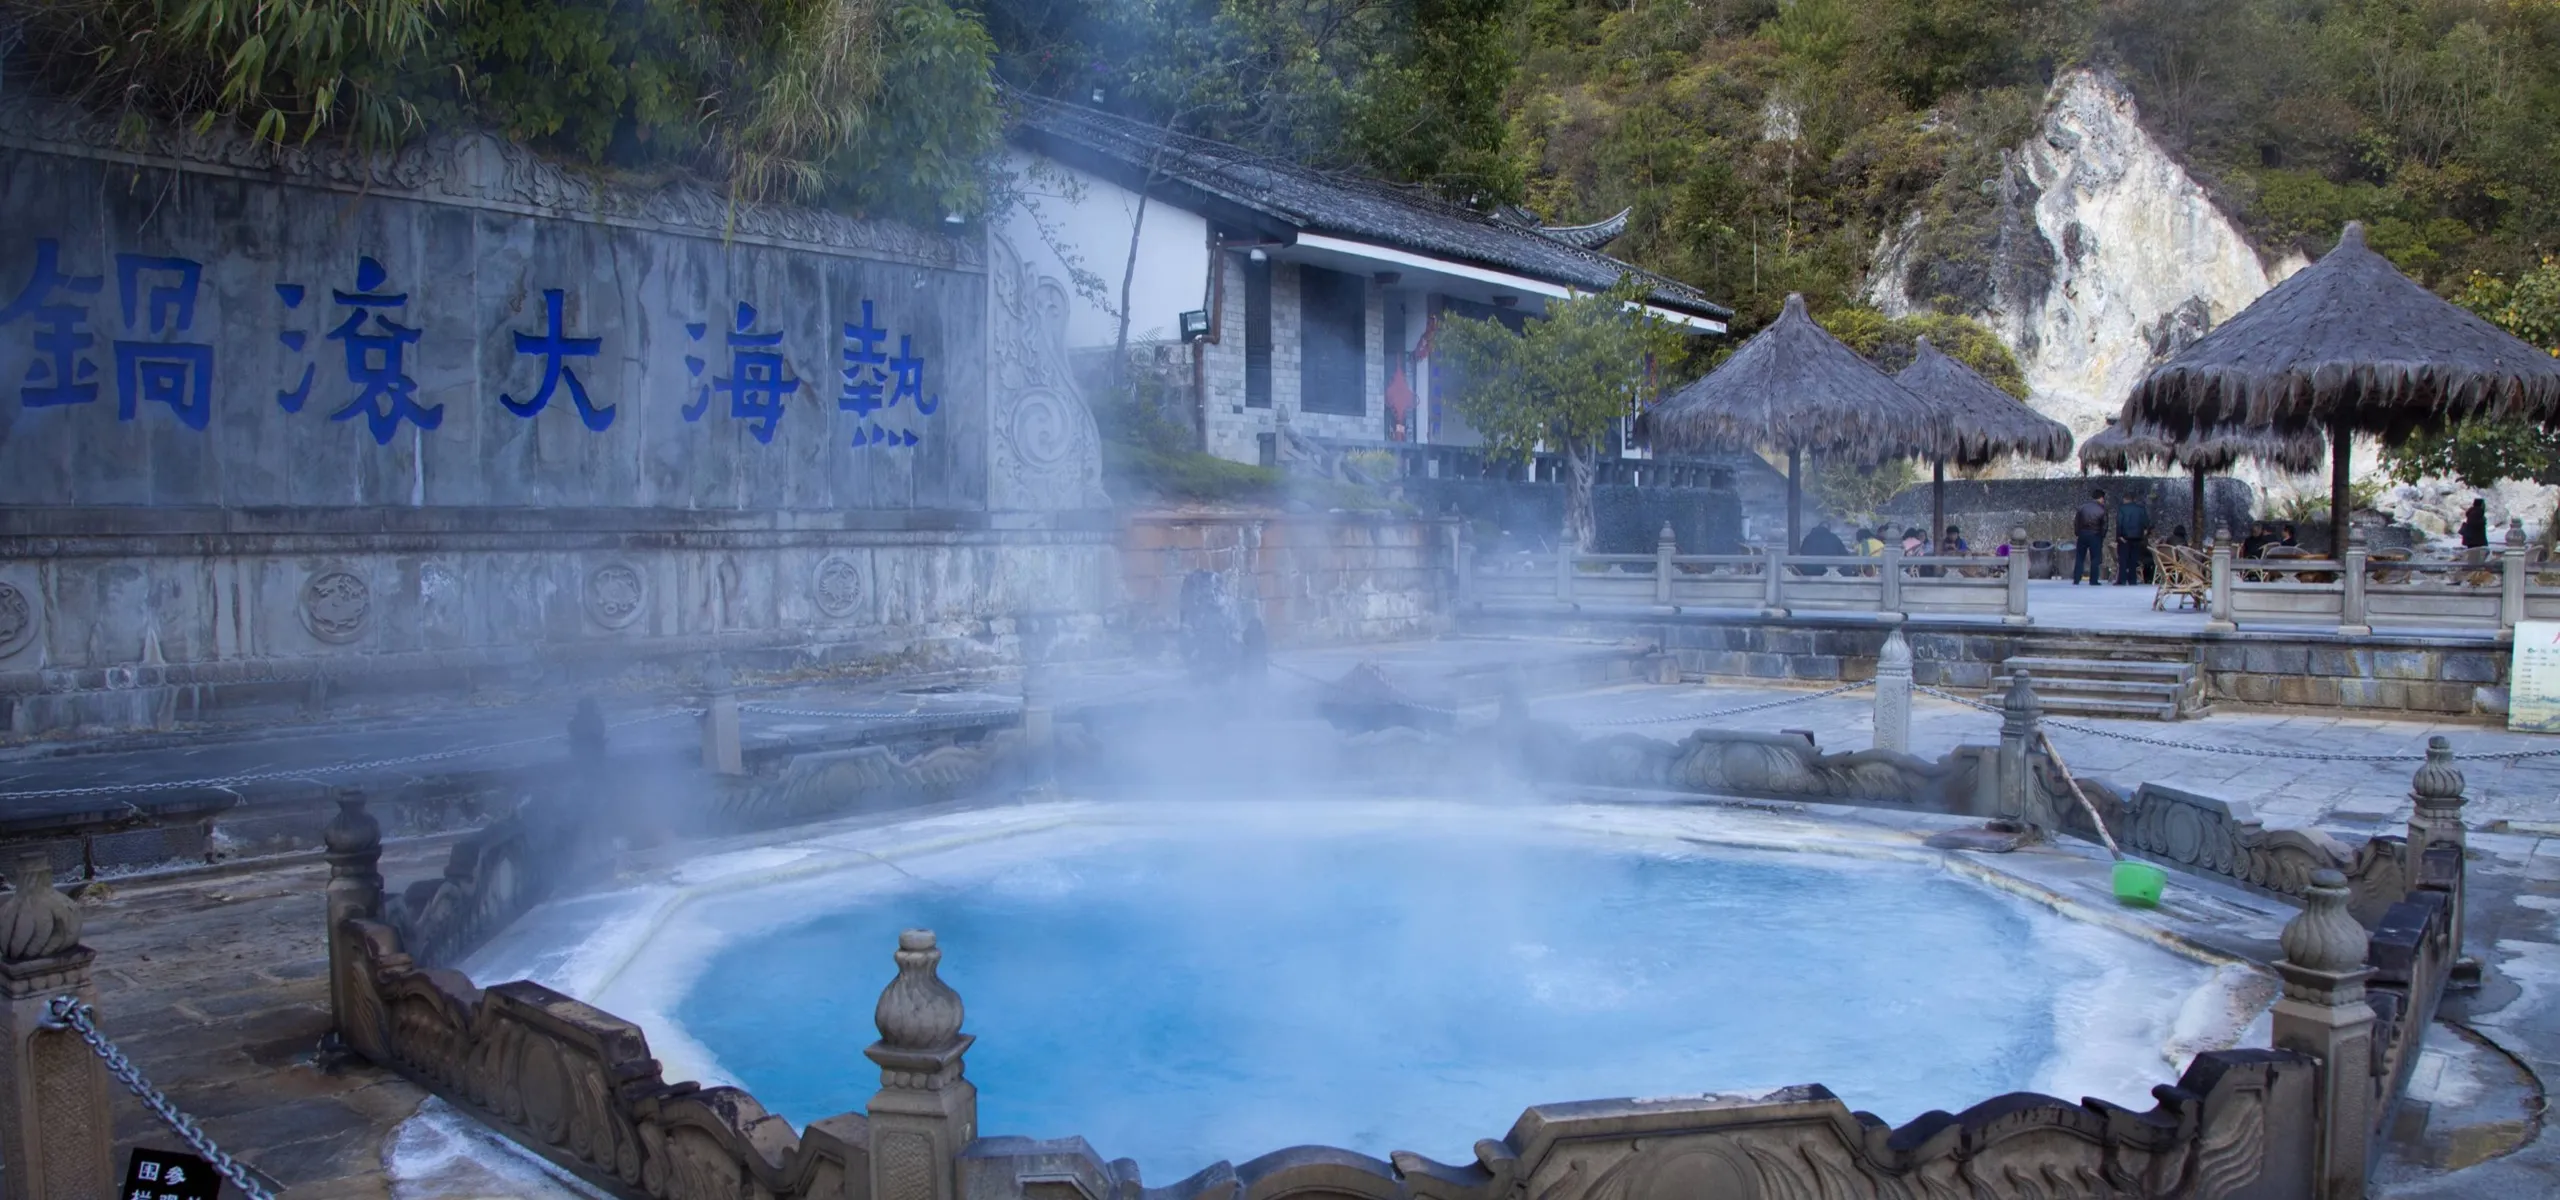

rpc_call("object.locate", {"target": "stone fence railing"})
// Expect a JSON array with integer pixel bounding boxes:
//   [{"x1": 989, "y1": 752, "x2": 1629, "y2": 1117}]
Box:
[
  {"x1": 307, "y1": 674, "x2": 2475, "y2": 1200},
  {"x1": 2206, "y1": 520, "x2": 2558, "y2": 637},
  {"x1": 1465, "y1": 525, "x2": 2028, "y2": 624}
]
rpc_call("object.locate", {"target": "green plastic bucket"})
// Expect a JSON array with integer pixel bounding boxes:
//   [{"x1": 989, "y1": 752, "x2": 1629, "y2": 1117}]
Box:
[{"x1": 2113, "y1": 860, "x2": 2167, "y2": 907}]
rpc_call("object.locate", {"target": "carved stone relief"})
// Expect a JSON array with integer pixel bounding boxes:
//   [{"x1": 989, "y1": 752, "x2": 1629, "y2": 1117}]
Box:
[
  {"x1": 585, "y1": 562, "x2": 648, "y2": 630},
  {"x1": 0, "y1": 581, "x2": 37, "y2": 659},
  {"x1": 814, "y1": 556, "x2": 866, "y2": 620},
  {"x1": 986, "y1": 231, "x2": 1108, "y2": 512},
  {"x1": 301, "y1": 567, "x2": 373, "y2": 644}
]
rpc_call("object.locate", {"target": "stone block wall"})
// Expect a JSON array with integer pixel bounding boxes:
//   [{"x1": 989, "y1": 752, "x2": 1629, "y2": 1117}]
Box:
[
  {"x1": 2201, "y1": 641, "x2": 2505, "y2": 715},
  {"x1": 0, "y1": 101, "x2": 1115, "y2": 733},
  {"x1": 1121, "y1": 513, "x2": 1453, "y2": 646}
]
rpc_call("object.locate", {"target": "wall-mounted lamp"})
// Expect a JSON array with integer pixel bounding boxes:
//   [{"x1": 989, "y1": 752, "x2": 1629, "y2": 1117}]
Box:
[
  {"x1": 943, "y1": 212, "x2": 965, "y2": 226},
  {"x1": 1179, "y1": 309, "x2": 1212, "y2": 342},
  {"x1": 1091, "y1": 88, "x2": 1106, "y2": 105},
  {"x1": 1248, "y1": 248, "x2": 1268, "y2": 263}
]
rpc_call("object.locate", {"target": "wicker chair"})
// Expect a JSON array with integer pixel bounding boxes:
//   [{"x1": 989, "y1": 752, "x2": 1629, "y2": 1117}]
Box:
[{"x1": 2152, "y1": 544, "x2": 2209, "y2": 611}]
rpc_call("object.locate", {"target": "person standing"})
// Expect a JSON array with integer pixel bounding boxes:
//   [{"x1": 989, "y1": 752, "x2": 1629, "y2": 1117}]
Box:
[
  {"x1": 2462, "y1": 498, "x2": 2490, "y2": 550},
  {"x1": 2072, "y1": 488, "x2": 2109, "y2": 585},
  {"x1": 2115, "y1": 493, "x2": 2152, "y2": 585}
]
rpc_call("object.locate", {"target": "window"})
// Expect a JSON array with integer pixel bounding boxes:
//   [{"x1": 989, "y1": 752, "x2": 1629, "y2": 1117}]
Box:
[
  {"x1": 1242, "y1": 255, "x2": 1272, "y2": 409},
  {"x1": 1298, "y1": 266, "x2": 1366, "y2": 416}
]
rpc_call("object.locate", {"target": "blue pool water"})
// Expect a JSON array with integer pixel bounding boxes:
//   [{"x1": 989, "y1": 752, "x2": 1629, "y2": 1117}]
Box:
[{"x1": 675, "y1": 827, "x2": 2134, "y2": 1181}]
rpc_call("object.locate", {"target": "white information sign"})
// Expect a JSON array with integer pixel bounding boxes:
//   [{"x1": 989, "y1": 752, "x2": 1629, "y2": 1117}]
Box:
[{"x1": 2509, "y1": 620, "x2": 2560, "y2": 732}]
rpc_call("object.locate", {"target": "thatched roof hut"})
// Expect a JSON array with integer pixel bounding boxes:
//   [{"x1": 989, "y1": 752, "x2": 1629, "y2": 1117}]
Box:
[
  {"x1": 1651, "y1": 294, "x2": 1942, "y2": 549},
  {"x1": 2123, "y1": 221, "x2": 2560, "y2": 552},
  {"x1": 1892, "y1": 336, "x2": 2071, "y2": 551},
  {"x1": 2077, "y1": 417, "x2": 2328, "y2": 545}
]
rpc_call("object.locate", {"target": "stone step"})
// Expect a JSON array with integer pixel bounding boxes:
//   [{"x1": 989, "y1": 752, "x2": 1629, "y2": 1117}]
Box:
[
  {"x1": 1989, "y1": 673, "x2": 2187, "y2": 701},
  {"x1": 2015, "y1": 693, "x2": 2183, "y2": 721},
  {"x1": 2000, "y1": 655, "x2": 2195, "y2": 682}
]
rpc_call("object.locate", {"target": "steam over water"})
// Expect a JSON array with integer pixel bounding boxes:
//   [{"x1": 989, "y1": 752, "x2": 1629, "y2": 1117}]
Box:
[{"x1": 676, "y1": 815, "x2": 2208, "y2": 1180}]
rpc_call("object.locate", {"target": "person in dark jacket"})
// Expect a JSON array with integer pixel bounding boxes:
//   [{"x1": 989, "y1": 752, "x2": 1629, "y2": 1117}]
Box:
[
  {"x1": 1795, "y1": 523, "x2": 1848, "y2": 575},
  {"x1": 2071, "y1": 489, "x2": 2108, "y2": 585},
  {"x1": 2115, "y1": 494, "x2": 2152, "y2": 585},
  {"x1": 2462, "y1": 499, "x2": 2490, "y2": 549}
]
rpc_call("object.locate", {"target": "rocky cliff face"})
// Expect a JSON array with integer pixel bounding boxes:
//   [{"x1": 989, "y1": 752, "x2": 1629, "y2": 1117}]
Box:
[{"x1": 1869, "y1": 69, "x2": 2306, "y2": 456}]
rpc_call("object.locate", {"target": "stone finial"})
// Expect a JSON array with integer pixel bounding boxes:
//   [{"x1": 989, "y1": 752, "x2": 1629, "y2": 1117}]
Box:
[
  {"x1": 2215, "y1": 527, "x2": 2232, "y2": 546},
  {"x1": 2346, "y1": 525, "x2": 2367, "y2": 549},
  {"x1": 2279, "y1": 869, "x2": 2367, "y2": 976},
  {"x1": 322, "y1": 789, "x2": 381, "y2": 858},
  {"x1": 875, "y1": 929, "x2": 965, "y2": 1051},
  {"x1": 2009, "y1": 526, "x2": 2029, "y2": 546},
  {"x1": 1657, "y1": 522, "x2": 1677, "y2": 549},
  {"x1": 2001, "y1": 669, "x2": 2040, "y2": 716},
  {"x1": 2508, "y1": 518, "x2": 2528, "y2": 548},
  {"x1": 1879, "y1": 628, "x2": 1912, "y2": 669},
  {"x1": 0, "y1": 852, "x2": 79, "y2": 963},
  {"x1": 2411, "y1": 736, "x2": 2464, "y2": 811}
]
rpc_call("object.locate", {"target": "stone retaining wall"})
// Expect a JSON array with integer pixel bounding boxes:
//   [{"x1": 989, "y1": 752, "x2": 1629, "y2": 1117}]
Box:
[{"x1": 1120, "y1": 513, "x2": 1455, "y2": 647}]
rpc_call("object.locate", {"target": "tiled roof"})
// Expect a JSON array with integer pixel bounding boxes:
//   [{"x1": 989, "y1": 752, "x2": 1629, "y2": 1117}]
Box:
[{"x1": 1013, "y1": 97, "x2": 1730, "y2": 323}]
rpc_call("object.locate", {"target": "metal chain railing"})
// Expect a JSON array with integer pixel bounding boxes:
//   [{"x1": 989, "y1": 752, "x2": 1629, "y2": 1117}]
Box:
[
  {"x1": 43, "y1": 995, "x2": 276, "y2": 1200},
  {"x1": 1568, "y1": 679, "x2": 1875, "y2": 727},
  {"x1": 0, "y1": 708, "x2": 694, "y2": 802},
  {"x1": 1914, "y1": 684, "x2": 2560, "y2": 763}
]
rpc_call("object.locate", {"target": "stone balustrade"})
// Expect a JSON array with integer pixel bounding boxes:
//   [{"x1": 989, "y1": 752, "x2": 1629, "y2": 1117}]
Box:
[
  {"x1": 2208, "y1": 521, "x2": 2550, "y2": 639},
  {"x1": 1462, "y1": 527, "x2": 2029, "y2": 624}
]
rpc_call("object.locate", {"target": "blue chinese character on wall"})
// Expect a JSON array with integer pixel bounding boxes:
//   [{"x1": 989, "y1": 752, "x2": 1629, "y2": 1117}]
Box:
[
  {"x1": 0, "y1": 238, "x2": 104, "y2": 409},
  {"x1": 683, "y1": 301, "x2": 796, "y2": 444},
  {"x1": 275, "y1": 283, "x2": 315, "y2": 412},
  {"x1": 840, "y1": 300, "x2": 889, "y2": 420},
  {"x1": 113, "y1": 254, "x2": 214, "y2": 430},
  {"x1": 325, "y1": 256, "x2": 440, "y2": 445},
  {"x1": 837, "y1": 300, "x2": 939, "y2": 450},
  {"x1": 501, "y1": 288, "x2": 609, "y2": 430}
]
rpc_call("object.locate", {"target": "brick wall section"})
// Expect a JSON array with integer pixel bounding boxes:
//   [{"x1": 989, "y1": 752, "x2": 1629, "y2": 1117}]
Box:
[
  {"x1": 1464, "y1": 611, "x2": 2511, "y2": 717},
  {"x1": 1203, "y1": 259, "x2": 1383, "y2": 461},
  {"x1": 1122, "y1": 513, "x2": 1456, "y2": 645}
]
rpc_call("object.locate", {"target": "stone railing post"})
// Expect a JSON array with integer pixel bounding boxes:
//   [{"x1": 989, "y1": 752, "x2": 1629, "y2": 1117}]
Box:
[
  {"x1": 701, "y1": 660, "x2": 743, "y2": 776},
  {"x1": 320, "y1": 789, "x2": 384, "y2": 1065},
  {"x1": 867, "y1": 930, "x2": 978, "y2": 1200},
  {"x1": 1761, "y1": 543, "x2": 1788, "y2": 617},
  {"x1": 1553, "y1": 542, "x2": 1574, "y2": 604},
  {"x1": 1996, "y1": 671, "x2": 2043, "y2": 831},
  {"x1": 2003, "y1": 544, "x2": 2029, "y2": 625},
  {"x1": 2271, "y1": 869, "x2": 2376, "y2": 1200},
  {"x1": 2501, "y1": 519, "x2": 2528, "y2": 640},
  {"x1": 0, "y1": 851, "x2": 113, "y2": 1200},
  {"x1": 1879, "y1": 543, "x2": 1903, "y2": 615},
  {"x1": 1451, "y1": 523, "x2": 1474, "y2": 609},
  {"x1": 2208, "y1": 527, "x2": 2237, "y2": 633},
  {"x1": 2408, "y1": 737, "x2": 2469, "y2": 967},
  {"x1": 1655, "y1": 522, "x2": 1676, "y2": 605},
  {"x1": 2339, "y1": 527, "x2": 2371, "y2": 636},
  {"x1": 1873, "y1": 628, "x2": 1913, "y2": 754}
]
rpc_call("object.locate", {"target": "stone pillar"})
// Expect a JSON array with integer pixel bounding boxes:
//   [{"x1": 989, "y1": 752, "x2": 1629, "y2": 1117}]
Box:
[
  {"x1": 1553, "y1": 541, "x2": 1574, "y2": 603},
  {"x1": 1873, "y1": 628, "x2": 1913, "y2": 754},
  {"x1": 700, "y1": 660, "x2": 743, "y2": 776},
  {"x1": 0, "y1": 851, "x2": 113, "y2": 1200},
  {"x1": 1761, "y1": 542, "x2": 1788, "y2": 617},
  {"x1": 2408, "y1": 736, "x2": 2469, "y2": 967},
  {"x1": 1655, "y1": 522, "x2": 1676, "y2": 605},
  {"x1": 1451, "y1": 523, "x2": 1473, "y2": 609},
  {"x1": 2002, "y1": 540, "x2": 2029, "y2": 625},
  {"x1": 1996, "y1": 670, "x2": 2042, "y2": 831},
  {"x1": 2208, "y1": 527, "x2": 2237, "y2": 633},
  {"x1": 1879, "y1": 543, "x2": 1903, "y2": 616},
  {"x1": 2338, "y1": 527, "x2": 2371, "y2": 636},
  {"x1": 320, "y1": 789, "x2": 384, "y2": 1065},
  {"x1": 2271, "y1": 868, "x2": 2376, "y2": 1200},
  {"x1": 866, "y1": 930, "x2": 978, "y2": 1200},
  {"x1": 2501, "y1": 519, "x2": 2528, "y2": 641}
]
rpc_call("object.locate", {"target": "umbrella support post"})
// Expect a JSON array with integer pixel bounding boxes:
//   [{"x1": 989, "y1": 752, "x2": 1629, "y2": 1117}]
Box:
[
  {"x1": 1931, "y1": 460, "x2": 1947, "y2": 556},
  {"x1": 1786, "y1": 448, "x2": 1803, "y2": 555},
  {"x1": 2329, "y1": 416, "x2": 2352, "y2": 559},
  {"x1": 2190, "y1": 467, "x2": 2207, "y2": 549}
]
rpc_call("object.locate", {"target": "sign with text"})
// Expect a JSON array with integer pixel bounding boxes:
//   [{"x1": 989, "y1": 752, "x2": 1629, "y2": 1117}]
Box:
[
  {"x1": 123, "y1": 1147, "x2": 220, "y2": 1200},
  {"x1": 2510, "y1": 620, "x2": 2560, "y2": 732}
]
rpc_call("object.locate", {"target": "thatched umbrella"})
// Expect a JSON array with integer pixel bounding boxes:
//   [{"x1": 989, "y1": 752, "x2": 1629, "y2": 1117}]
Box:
[
  {"x1": 1651, "y1": 294, "x2": 1942, "y2": 551},
  {"x1": 1894, "y1": 336, "x2": 2072, "y2": 550},
  {"x1": 2124, "y1": 221, "x2": 2560, "y2": 555},
  {"x1": 2077, "y1": 418, "x2": 2329, "y2": 547}
]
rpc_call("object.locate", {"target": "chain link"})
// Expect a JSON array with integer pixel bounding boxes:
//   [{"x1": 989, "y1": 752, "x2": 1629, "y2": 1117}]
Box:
[
  {"x1": 43, "y1": 996, "x2": 275, "y2": 1200},
  {"x1": 0, "y1": 708, "x2": 692, "y2": 802},
  {"x1": 1567, "y1": 680, "x2": 1875, "y2": 727}
]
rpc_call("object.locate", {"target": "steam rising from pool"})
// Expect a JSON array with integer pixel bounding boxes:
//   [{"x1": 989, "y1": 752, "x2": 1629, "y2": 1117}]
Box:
[{"x1": 661, "y1": 810, "x2": 2218, "y2": 1180}]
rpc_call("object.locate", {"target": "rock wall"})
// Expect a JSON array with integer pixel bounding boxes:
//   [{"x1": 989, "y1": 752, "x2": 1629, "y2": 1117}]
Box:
[
  {"x1": 1870, "y1": 69, "x2": 2308, "y2": 469},
  {"x1": 0, "y1": 99, "x2": 1114, "y2": 733}
]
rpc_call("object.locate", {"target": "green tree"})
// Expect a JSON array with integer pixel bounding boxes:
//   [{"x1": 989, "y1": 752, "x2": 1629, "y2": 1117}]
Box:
[
  {"x1": 2383, "y1": 259, "x2": 2560, "y2": 490},
  {"x1": 1435, "y1": 278, "x2": 1688, "y2": 549}
]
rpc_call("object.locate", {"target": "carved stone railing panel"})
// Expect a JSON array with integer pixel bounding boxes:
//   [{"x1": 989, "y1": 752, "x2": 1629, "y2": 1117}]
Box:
[
  {"x1": 341, "y1": 914, "x2": 869, "y2": 1200},
  {"x1": 1564, "y1": 728, "x2": 1990, "y2": 815},
  {"x1": 727, "y1": 734, "x2": 1026, "y2": 831},
  {"x1": 2028, "y1": 762, "x2": 2384, "y2": 908},
  {"x1": 2363, "y1": 883, "x2": 2455, "y2": 1168}
]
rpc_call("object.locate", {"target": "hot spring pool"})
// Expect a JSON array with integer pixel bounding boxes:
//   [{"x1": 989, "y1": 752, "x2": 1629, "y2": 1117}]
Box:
[{"x1": 528, "y1": 803, "x2": 2246, "y2": 1182}]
